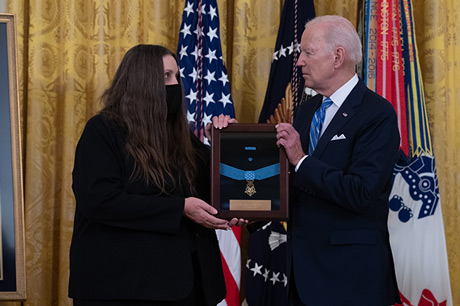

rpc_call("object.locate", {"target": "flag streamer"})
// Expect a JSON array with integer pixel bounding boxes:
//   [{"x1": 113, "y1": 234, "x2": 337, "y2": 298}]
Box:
[
  {"x1": 364, "y1": 0, "x2": 377, "y2": 91},
  {"x1": 399, "y1": 0, "x2": 432, "y2": 157},
  {"x1": 375, "y1": 0, "x2": 408, "y2": 154}
]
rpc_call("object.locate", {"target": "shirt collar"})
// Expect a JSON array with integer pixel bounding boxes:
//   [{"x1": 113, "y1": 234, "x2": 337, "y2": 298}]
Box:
[{"x1": 325, "y1": 74, "x2": 359, "y2": 108}]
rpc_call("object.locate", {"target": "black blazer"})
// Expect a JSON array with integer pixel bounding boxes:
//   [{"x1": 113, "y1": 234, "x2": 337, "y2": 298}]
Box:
[
  {"x1": 288, "y1": 80, "x2": 400, "y2": 305},
  {"x1": 69, "y1": 114, "x2": 226, "y2": 305}
]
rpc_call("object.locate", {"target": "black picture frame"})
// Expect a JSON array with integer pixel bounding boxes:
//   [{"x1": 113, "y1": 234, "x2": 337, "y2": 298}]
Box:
[
  {"x1": 0, "y1": 14, "x2": 26, "y2": 300},
  {"x1": 211, "y1": 123, "x2": 289, "y2": 221}
]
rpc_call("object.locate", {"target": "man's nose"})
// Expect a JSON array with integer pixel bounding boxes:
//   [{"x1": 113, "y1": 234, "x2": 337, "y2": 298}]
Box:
[{"x1": 296, "y1": 55, "x2": 304, "y2": 67}]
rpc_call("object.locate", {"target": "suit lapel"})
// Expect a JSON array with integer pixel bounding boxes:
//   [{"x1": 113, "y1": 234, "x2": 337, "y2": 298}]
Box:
[{"x1": 312, "y1": 80, "x2": 367, "y2": 158}]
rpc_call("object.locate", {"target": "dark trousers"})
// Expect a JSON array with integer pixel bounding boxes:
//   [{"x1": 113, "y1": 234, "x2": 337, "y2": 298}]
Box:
[
  {"x1": 288, "y1": 264, "x2": 306, "y2": 306},
  {"x1": 289, "y1": 281, "x2": 307, "y2": 306}
]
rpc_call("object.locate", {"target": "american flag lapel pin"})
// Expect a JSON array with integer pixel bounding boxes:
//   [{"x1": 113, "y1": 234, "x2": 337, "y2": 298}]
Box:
[{"x1": 343, "y1": 112, "x2": 348, "y2": 117}]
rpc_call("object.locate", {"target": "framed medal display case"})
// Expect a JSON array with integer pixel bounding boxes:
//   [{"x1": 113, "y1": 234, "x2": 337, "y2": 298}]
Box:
[{"x1": 211, "y1": 124, "x2": 289, "y2": 220}]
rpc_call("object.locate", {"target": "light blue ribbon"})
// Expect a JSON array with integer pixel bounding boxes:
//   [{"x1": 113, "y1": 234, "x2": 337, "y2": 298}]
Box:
[{"x1": 220, "y1": 163, "x2": 280, "y2": 181}]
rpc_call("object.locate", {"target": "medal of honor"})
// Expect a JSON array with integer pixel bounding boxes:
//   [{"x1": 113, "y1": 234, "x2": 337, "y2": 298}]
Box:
[
  {"x1": 220, "y1": 163, "x2": 280, "y2": 197},
  {"x1": 245, "y1": 180, "x2": 256, "y2": 197},
  {"x1": 243, "y1": 170, "x2": 257, "y2": 197}
]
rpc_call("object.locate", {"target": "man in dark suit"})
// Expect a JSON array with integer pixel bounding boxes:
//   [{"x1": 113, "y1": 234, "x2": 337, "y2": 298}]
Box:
[{"x1": 275, "y1": 15, "x2": 401, "y2": 306}]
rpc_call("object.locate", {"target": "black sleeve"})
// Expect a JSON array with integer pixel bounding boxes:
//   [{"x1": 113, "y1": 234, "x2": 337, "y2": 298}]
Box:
[{"x1": 72, "y1": 116, "x2": 185, "y2": 234}]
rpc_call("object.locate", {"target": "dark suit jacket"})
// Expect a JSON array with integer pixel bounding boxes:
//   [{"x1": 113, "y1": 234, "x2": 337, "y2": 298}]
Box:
[
  {"x1": 289, "y1": 79, "x2": 400, "y2": 306},
  {"x1": 69, "y1": 114, "x2": 226, "y2": 305}
]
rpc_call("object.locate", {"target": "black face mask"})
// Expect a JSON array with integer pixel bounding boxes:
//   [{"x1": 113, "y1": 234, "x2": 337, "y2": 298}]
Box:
[{"x1": 165, "y1": 84, "x2": 183, "y2": 121}]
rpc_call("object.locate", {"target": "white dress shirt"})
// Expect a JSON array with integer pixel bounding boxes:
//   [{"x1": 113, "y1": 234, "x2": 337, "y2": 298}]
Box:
[{"x1": 295, "y1": 74, "x2": 359, "y2": 172}]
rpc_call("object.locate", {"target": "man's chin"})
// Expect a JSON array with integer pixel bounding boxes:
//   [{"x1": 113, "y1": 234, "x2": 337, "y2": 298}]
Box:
[{"x1": 303, "y1": 78, "x2": 312, "y2": 87}]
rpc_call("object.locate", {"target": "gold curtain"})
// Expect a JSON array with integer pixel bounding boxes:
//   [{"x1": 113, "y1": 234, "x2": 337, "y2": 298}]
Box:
[
  {"x1": 3, "y1": 0, "x2": 459, "y2": 305},
  {"x1": 411, "y1": 1, "x2": 460, "y2": 305}
]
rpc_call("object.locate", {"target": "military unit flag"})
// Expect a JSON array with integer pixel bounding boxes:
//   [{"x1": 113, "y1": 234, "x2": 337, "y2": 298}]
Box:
[{"x1": 363, "y1": 0, "x2": 453, "y2": 305}]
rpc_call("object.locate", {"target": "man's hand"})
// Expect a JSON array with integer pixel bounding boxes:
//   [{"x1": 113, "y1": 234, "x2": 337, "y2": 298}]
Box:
[{"x1": 275, "y1": 123, "x2": 306, "y2": 166}]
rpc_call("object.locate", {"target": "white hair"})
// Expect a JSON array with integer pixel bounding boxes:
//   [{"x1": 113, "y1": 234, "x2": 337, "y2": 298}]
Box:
[{"x1": 305, "y1": 15, "x2": 362, "y2": 65}]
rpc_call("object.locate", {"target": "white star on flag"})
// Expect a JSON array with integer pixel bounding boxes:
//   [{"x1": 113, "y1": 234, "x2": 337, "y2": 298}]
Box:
[
  {"x1": 204, "y1": 70, "x2": 216, "y2": 85},
  {"x1": 218, "y1": 72, "x2": 229, "y2": 86},
  {"x1": 186, "y1": 89, "x2": 197, "y2": 104},
  {"x1": 279, "y1": 45, "x2": 287, "y2": 57},
  {"x1": 250, "y1": 262, "x2": 263, "y2": 277},
  {"x1": 200, "y1": 4, "x2": 206, "y2": 15},
  {"x1": 180, "y1": 24, "x2": 192, "y2": 38},
  {"x1": 202, "y1": 113, "x2": 212, "y2": 127},
  {"x1": 191, "y1": 46, "x2": 201, "y2": 61},
  {"x1": 186, "y1": 110, "x2": 195, "y2": 123},
  {"x1": 270, "y1": 272, "x2": 280, "y2": 285},
  {"x1": 287, "y1": 42, "x2": 294, "y2": 55},
  {"x1": 263, "y1": 268, "x2": 270, "y2": 282},
  {"x1": 209, "y1": 5, "x2": 217, "y2": 20},
  {"x1": 184, "y1": 1, "x2": 194, "y2": 17},
  {"x1": 205, "y1": 48, "x2": 217, "y2": 63},
  {"x1": 219, "y1": 93, "x2": 232, "y2": 108},
  {"x1": 282, "y1": 273, "x2": 288, "y2": 287},
  {"x1": 203, "y1": 91, "x2": 215, "y2": 106},
  {"x1": 178, "y1": 45, "x2": 188, "y2": 60},
  {"x1": 188, "y1": 68, "x2": 198, "y2": 82},
  {"x1": 207, "y1": 27, "x2": 218, "y2": 42}
]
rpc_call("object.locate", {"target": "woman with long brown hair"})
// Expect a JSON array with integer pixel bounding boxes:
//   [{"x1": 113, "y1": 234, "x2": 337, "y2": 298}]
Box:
[{"x1": 69, "y1": 44, "x2": 244, "y2": 306}]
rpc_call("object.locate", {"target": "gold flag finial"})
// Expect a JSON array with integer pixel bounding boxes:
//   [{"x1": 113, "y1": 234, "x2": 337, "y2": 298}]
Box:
[{"x1": 267, "y1": 82, "x2": 293, "y2": 124}]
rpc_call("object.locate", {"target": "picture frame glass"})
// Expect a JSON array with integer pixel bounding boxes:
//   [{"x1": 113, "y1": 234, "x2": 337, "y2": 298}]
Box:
[{"x1": 211, "y1": 124, "x2": 288, "y2": 221}]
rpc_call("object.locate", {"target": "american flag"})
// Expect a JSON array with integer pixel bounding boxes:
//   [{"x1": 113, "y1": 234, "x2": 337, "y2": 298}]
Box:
[
  {"x1": 177, "y1": 0, "x2": 235, "y2": 145},
  {"x1": 177, "y1": 1, "x2": 240, "y2": 306}
]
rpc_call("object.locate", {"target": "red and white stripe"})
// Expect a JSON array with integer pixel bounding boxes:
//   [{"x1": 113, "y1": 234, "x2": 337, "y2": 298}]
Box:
[
  {"x1": 216, "y1": 227, "x2": 241, "y2": 306},
  {"x1": 376, "y1": 0, "x2": 408, "y2": 154}
]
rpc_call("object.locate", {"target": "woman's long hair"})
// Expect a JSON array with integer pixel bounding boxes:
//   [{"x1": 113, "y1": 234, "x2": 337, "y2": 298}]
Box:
[{"x1": 100, "y1": 44, "x2": 198, "y2": 194}]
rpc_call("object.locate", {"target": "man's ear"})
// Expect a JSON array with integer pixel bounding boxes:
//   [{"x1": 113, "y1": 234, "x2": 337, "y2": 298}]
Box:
[{"x1": 333, "y1": 47, "x2": 346, "y2": 68}]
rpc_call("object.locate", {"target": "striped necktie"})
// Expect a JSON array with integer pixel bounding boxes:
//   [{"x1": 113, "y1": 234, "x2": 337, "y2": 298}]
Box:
[{"x1": 308, "y1": 97, "x2": 333, "y2": 155}]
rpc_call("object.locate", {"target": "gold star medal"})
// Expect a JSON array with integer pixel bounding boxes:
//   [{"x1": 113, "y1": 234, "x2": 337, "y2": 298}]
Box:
[{"x1": 244, "y1": 171, "x2": 256, "y2": 197}]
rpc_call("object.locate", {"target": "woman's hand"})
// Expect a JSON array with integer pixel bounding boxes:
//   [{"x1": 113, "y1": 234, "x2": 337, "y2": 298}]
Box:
[
  {"x1": 204, "y1": 114, "x2": 238, "y2": 141},
  {"x1": 184, "y1": 197, "x2": 248, "y2": 230},
  {"x1": 228, "y1": 217, "x2": 249, "y2": 227}
]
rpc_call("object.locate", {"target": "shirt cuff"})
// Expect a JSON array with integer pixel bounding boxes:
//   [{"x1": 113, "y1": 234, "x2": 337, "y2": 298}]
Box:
[{"x1": 295, "y1": 155, "x2": 308, "y2": 172}]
